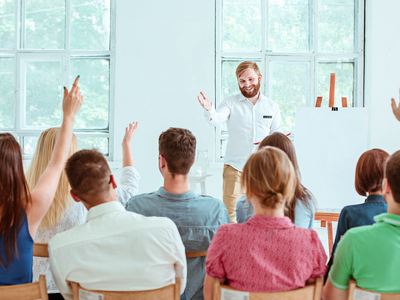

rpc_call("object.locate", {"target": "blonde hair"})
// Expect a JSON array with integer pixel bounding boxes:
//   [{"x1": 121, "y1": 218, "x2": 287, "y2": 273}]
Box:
[
  {"x1": 236, "y1": 61, "x2": 261, "y2": 79},
  {"x1": 26, "y1": 128, "x2": 78, "y2": 231},
  {"x1": 242, "y1": 147, "x2": 296, "y2": 209}
]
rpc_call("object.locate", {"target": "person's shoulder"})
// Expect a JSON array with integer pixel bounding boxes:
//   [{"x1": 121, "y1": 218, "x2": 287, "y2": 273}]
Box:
[
  {"x1": 126, "y1": 191, "x2": 159, "y2": 206},
  {"x1": 224, "y1": 93, "x2": 242, "y2": 103},
  {"x1": 261, "y1": 94, "x2": 279, "y2": 107}
]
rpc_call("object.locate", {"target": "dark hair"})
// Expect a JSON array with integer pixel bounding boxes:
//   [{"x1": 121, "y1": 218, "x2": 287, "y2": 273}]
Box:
[
  {"x1": 0, "y1": 133, "x2": 32, "y2": 268},
  {"x1": 259, "y1": 132, "x2": 314, "y2": 223},
  {"x1": 355, "y1": 149, "x2": 389, "y2": 196},
  {"x1": 65, "y1": 149, "x2": 111, "y2": 205},
  {"x1": 159, "y1": 128, "x2": 196, "y2": 177},
  {"x1": 385, "y1": 150, "x2": 400, "y2": 203}
]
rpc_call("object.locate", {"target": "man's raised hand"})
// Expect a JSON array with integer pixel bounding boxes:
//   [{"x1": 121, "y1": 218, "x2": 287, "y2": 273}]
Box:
[
  {"x1": 63, "y1": 76, "x2": 83, "y2": 120},
  {"x1": 391, "y1": 88, "x2": 400, "y2": 122},
  {"x1": 197, "y1": 92, "x2": 212, "y2": 111},
  {"x1": 122, "y1": 122, "x2": 138, "y2": 147}
]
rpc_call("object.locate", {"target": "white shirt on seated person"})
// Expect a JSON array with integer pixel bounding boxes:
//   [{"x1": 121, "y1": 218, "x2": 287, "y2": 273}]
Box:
[{"x1": 49, "y1": 201, "x2": 186, "y2": 300}]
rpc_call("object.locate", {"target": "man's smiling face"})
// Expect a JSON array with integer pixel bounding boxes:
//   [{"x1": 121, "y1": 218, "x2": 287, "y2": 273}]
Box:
[{"x1": 238, "y1": 68, "x2": 262, "y2": 99}]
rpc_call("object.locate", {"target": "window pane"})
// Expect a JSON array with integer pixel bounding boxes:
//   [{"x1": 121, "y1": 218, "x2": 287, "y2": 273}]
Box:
[
  {"x1": 269, "y1": 61, "x2": 310, "y2": 131},
  {"x1": 70, "y1": 0, "x2": 110, "y2": 50},
  {"x1": 0, "y1": 0, "x2": 15, "y2": 49},
  {"x1": 267, "y1": 0, "x2": 309, "y2": 52},
  {"x1": 318, "y1": 61, "x2": 354, "y2": 107},
  {"x1": 70, "y1": 59, "x2": 109, "y2": 129},
  {"x1": 222, "y1": 0, "x2": 261, "y2": 51},
  {"x1": 0, "y1": 57, "x2": 14, "y2": 128},
  {"x1": 77, "y1": 137, "x2": 108, "y2": 155},
  {"x1": 25, "y1": 60, "x2": 62, "y2": 127},
  {"x1": 220, "y1": 139, "x2": 227, "y2": 159},
  {"x1": 25, "y1": 0, "x2": 65, "y2": 49},
  {"x1": 23, "y1": 136, "x2": 39, "y2": 155},
  {"x1": 319, "y1": 0, "x2": 355, "y2": 53}
]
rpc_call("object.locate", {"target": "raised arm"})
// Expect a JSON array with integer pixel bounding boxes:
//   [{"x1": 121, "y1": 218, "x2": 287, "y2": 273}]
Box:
[
  {"x1": 198, "y1": 92, "x2": 230, "y2": 126},
  {"x1": 391, "y1": 89, "x2": 400, "y2": 122},
  {"x1": 116, "y1": 122, "x2": 140, "y2": 205},
  {"x1": 28, "y1": 76, "x2": 83, "y2": 238}
]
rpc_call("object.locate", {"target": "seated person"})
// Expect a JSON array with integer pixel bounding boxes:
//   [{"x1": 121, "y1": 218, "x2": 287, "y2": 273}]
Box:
[
  {"x1": 325, "y1": 149, "x2": 389, "y2": 281},
  {"x1": 28, "y1": 123, "x2": 140, "y2": 299},
  {"x1": 49, "y1": 149, "x2": 186, "y2": 300},
  {"x1": 0, "y1": 77, "x2": 82, "y2": 285},
  {"x1": 236, "y1": 132, "x2": 315, "y2": 228},
  {"x1": 204, "y1": 147, "x2": 327, "y2": 299},
  {"x1": 125, "y1": 127, "x2": 230, "y2": 300},
  {"x1": 323, "y1": 150, "x2": 400, "y2": 298}
]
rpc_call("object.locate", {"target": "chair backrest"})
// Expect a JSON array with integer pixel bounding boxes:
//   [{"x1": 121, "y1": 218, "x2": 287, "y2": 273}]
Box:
[
  {"x1": 186, "y1": 251, "x2": 207, "y2": 258},
  {"x1": 0, "y1": 275, "x2": 48, "y2": 300},
  {"x1": 346, "y1": 279, "x2": 400, "y2": 300},
  {"x1": 33, "y1": 243, "x2": 49, "y2": 258},
  {"x1": 213, "y1": 277, "x2": 323, "y2": 300},
  {"x1": 70, "y1": 277, "x2": 181, "y2": 300}
]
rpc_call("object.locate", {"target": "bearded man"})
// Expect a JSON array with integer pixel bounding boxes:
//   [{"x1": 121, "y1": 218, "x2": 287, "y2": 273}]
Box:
[{"x1": 197, "y1": 61, "x2": 282, "y2": 222}]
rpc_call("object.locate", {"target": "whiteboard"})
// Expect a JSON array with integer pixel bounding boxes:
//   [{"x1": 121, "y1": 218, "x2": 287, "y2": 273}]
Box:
[{"x1": 294, "y1": 108, "x2": 369, "y2": 210}]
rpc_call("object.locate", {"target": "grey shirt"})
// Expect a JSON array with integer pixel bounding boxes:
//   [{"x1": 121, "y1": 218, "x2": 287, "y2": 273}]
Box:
[{"x1": 125, "y1": 187, "x2": 230, "y2": 300}]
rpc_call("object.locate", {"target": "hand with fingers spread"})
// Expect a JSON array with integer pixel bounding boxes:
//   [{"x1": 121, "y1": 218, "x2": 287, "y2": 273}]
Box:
[
  {"x1": 122, "y1": 122, "x2": 139, "y2": 147},
  {"x1": 391, "y1": 89, "x2": 400, "y2": 122},
  {"x1": 63, "y1": 76, "x2": 84, "y2": 120},
  {"x1": 197, "y1": 92, "x2": 213, "y2": 111}
]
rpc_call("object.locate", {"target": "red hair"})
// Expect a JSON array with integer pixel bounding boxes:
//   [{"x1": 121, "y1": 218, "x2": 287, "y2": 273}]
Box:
[{"x1": 0, "y1": 133, "x2": 32, "y2": 268}]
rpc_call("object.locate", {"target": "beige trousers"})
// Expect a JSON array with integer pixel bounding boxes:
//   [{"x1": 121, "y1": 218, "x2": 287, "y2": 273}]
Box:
[{"x1": 223, "y1": 164, "x2": 243, "y2": 223}]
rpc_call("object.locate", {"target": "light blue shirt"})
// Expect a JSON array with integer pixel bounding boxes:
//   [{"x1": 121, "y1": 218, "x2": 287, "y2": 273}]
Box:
[
  {"x1": 125, "y1": 188, "x2": 230, "y2": 300},
  {"x1": 235, "y1": 195, "x2": 315, "y2": 229}
]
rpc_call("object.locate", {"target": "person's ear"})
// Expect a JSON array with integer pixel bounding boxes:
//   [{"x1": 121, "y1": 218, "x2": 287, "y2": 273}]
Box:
[
  {"x1": 159, "y1": 155, "x2": 166, "y2": 169},
  {"x1": 70, "y1": 190, "x2": 81, "y2": 203},
  {"x1": 110, "y1": 174, "x2": 117, "y2": 189},
  {"x1": 258, "y1": 74, "x2": 262, "y2": 82},
  {"x1": 383, "y1": 178, "x2": 391, "y2": 195}
]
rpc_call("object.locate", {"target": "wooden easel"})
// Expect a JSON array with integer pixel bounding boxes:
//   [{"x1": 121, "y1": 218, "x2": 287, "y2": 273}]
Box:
[{"x1": 315, "y1": 73, "x2": 347, "y2": 108}]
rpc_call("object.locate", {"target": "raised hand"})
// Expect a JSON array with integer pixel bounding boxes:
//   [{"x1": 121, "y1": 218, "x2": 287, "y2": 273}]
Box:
[
  {"x1": 122, "y1": 122, "x2": 138, "y2": 147},
  {"x1": 391, "y1": 89, "x2": 400, "y2": 122},
  {"x1": 197, "y1": 92, "x2": 213, "y2": 111},
  {"x1": 63, "y1": 76, "x2": 84, "y2": 120}
]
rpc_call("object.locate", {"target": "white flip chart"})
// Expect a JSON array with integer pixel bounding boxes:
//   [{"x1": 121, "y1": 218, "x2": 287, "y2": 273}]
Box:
[{"x1": 295, "y1": 108, "x2": 369, "y2": 210}]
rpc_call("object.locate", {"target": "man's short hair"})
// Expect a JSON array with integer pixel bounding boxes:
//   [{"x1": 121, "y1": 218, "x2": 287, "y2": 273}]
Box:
[
  {"x1": 236, "y1": 61, "x2": 261, "y2": 79},
  {"x1": 385, "y1": 150, "x2": 400, "y2": 203},
  {"x1": 65, "y1": 149, "x2": 111, "y2": 204},
  {"x1": 159, "y1": 128, "x2": 196, "y2": 177}
]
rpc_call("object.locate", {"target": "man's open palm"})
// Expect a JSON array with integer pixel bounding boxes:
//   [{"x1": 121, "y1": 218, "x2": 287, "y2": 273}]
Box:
[
  {"x1": 197, "y1": 92, "x2": 212, "y2": 111},
  {"x1": 391, "y1": 89, "x2": 400, "y2": 122}
]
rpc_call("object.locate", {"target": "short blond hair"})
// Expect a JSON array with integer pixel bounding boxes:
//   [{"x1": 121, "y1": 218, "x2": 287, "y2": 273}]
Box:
[
  {"x1": 236, "y1": 61, "x2": 261, "y2": 79},
  {"x1": 242, "y1": 147, "x2": 296, "y2": 209},
  {"x1": 26, "y1": 128, "x2": 78, "y2": 230}
]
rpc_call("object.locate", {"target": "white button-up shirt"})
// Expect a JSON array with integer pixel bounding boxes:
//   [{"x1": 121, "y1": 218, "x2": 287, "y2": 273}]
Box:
[
  {"x1": 49, "y1": 201, "x2": 187, "y2": 300},
  {"x1": 205, "y1": 93, "x2": 282, "y2": 172}
]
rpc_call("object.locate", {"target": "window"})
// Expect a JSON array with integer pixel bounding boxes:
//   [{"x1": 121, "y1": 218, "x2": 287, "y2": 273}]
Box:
[
  {"x1": 0, "y1": 0, "x2": 115, "y2": 158},
  {"x1": 216, "y1": 0, "x2": 364, "y2": 160}
]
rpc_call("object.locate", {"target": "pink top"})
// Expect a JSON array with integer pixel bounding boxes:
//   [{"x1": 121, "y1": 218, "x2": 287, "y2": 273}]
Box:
[{"x1": 205, "y1": 215, "x2": 327, "y2": 293}]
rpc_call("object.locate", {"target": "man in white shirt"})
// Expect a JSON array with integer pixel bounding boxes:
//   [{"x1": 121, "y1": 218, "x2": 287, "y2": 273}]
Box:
[
  {"x1": 49, "y1": 148, "x2": 187, "y2": 300},
  {"x1": 197, "y1": 61, "x2": 282, "y2": 222}
]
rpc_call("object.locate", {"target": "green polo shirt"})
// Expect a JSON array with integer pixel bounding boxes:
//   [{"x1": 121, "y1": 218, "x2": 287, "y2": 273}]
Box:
[{"x1": 329, "y1": 213, "x2": 400, "y2": 292}]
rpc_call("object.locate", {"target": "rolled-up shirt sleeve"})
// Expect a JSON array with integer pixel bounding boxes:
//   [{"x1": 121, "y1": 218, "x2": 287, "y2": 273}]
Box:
[
  {"x1": 270, "y1": 106, "x2": 283, "y2": 134},
  {"x1": 116, "y1": 166, "x2": 140, "y2": 206}
]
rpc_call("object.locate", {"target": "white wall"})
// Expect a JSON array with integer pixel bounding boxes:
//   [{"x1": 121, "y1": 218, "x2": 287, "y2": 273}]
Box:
[
  {"x1": 365, "y1": 0, "x2": 400, "y2": 154},
  {"x1": 113, "y1": 0, "x2": 219, "y2": 195}
]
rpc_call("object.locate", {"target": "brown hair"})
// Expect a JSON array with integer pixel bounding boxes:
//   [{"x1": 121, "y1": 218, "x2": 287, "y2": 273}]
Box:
[
  {"x1": 0, "y1": 133, "x2": 32, "y2": 268},
  {"x1": 355, "y1": 149, "x2": 389, "y2": 196},
  {"x1": 236, "y1": 61, "x2": 261, "y2": 79},
  {"x1": 259, "y1": 132, "x2": 314, "y2": 223},
  {"x1": 65, "y1": 149, "x2": 111, "y2": 205},
  {"x1": 385, "y1": 150, "x2": 400, "y2": 203},
  {"x1": 26, "y1": 128, "x2": 78, "y2": 230},
  {"x1": 159, "y1": 128, "x2": 196, "y2": 177},
  {"x1": 242, "y1": 147, "x2": 296, "y2": 209}
]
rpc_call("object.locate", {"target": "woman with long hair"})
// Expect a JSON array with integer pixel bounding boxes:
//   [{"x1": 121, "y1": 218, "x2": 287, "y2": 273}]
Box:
[
  {"x1": 203, "y1": 147, "x2": 327, "y2": 298},
  {"x1": 27, "y1": 123, "x2": 140, "y2": 299},
  {"x1": 236, "y1": 132, "x2": 315, "y2": 228},
  {"x1": 0, "y1": 77, "x2": 83, "y2": 285}
]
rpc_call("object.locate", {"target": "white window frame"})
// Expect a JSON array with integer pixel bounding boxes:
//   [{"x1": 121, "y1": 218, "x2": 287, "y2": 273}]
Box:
[
  {"x1": 0, "y1": 0, "x2": 116, "y2": 159},
  {"x1": 215, "y1": 0, "x2": 364, "y2": 162}
]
